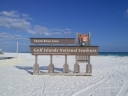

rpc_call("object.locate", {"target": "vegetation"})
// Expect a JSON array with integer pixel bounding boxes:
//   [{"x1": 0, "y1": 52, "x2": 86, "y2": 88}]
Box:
[{"x1": 0, "y1": 52, "x2": 3, "y2": 54}]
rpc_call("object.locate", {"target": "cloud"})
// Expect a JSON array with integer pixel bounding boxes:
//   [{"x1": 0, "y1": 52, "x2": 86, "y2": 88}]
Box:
[
  {"x1": 22, "y1": 13, "x2": 29, "y2": 18},
  {"x1": 22, "y1": 13, "x2": 33, "y2": 20},
  {"x1": 0, "y1": 10, "x2": 72, "y2": 37},
  {"x1": 0, "y1": 32, "x2": 27, "y2": 40},
  {"x1": 125, "y1": 9, "x2": 128, "y2": 18},
  {"x1": 51, "y1": 28, "x2": 72, "y2": 36},
  {"x1": 0, "y1": 11, "x2": 19, "y2": 17},
  {"x1": 0, "y1": 17, "x2": 31, "y2": 30},
  {"x1": 28, "y1": 25, "x2": 72, "y2": 37},
  {"x1": 0, "y1": 11, "x2": 32, "y2": 31},
  {"x1": 126, "y1": 9, "x2": 128, "y2": 14},
  {"x1": 26, "y1": 25, "x2": 50, "y2": 36},
  {"x1": 33, "y1": 25, "x2": 50, "y2": 36}
]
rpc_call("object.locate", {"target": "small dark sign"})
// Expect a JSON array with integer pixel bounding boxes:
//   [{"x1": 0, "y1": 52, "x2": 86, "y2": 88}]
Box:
[
  {"x1": 30, "y1": 46, "x2": 98, "y2": 55},
  {"x1": 30, "y1": 38, "x2": 75, "y2": 44}
]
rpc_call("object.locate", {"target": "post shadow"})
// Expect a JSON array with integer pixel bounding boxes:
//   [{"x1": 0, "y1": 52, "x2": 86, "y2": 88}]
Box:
[
  {"x1": 15, "y1": 66, "x2": 71, "y2": 75},
  {"x1": 15, "y1": 66, "x2": 33, "y2": 75}
]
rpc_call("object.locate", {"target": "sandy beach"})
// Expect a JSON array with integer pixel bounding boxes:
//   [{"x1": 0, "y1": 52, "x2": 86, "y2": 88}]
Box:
[{"x1": 0, "y1": 53, "x2": 128, "y2": 96}]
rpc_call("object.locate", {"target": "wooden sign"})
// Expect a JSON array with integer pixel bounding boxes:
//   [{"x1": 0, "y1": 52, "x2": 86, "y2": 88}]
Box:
[
  {"x1": 30, "y1": 46, "x2": 98, "y2": 55},
  {"x1": 79, "y1": 34, "x2": 88, "y2": 42},
  {"x1": 30, "y1": 38, "x2": 75, "y2": 44}
]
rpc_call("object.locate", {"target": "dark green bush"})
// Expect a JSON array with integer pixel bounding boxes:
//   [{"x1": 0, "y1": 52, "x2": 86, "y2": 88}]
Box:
[{"x1": 0, "y1": 52, "x2": 4, "y2": 54}]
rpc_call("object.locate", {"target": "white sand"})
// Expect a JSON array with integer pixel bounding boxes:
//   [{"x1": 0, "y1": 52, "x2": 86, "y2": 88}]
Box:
[{"x1": 0, "y1": 53, "x2": 128, "y2": 96}]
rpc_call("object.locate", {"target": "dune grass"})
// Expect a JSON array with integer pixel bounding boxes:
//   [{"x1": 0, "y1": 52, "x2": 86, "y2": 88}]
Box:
[{"x1": 0, "y1": 52, "x2": 3, "y2": 54}]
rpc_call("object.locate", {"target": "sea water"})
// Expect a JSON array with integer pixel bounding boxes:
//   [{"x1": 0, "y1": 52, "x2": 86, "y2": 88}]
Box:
[
  {"x1": 99, "y1": 52, "x2": 128, "y2": 56},
  {"x1": 21, "y1": 52, "x2": 128, "y2": 57}
]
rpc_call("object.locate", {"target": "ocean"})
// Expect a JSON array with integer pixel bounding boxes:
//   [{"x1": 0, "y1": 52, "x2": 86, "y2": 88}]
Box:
[
  {"x1": 20, "y1": 52, "x2": 128, "y2": 57},
  {"x1": 99, "y1": 52, "x2": 128, "y2": 56}
]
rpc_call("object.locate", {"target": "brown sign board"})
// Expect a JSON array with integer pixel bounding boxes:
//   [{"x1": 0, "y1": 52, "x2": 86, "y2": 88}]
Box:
[
  {"x1": 30, "y1": 46, "x2": 98, "y2": 55},
  {"x1": 30, "y1": 38, "x2": 75, "y2": 44},
  {"x1": 79, "y1": 34, "x2": 88, "y2": 42}
]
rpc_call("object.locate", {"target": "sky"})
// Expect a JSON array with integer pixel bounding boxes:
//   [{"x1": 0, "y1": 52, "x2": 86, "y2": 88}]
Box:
[{"x1": 0, "y1": 0, "x2": 128, "y2": 52}]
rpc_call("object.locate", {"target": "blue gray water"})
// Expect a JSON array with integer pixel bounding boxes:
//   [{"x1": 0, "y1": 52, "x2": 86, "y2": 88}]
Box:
[
  {"x1": 99, "y1": 52, "x2": 128, "y2": 56},
  {"x1": 20, "y1": 52, "x2": 128, "y2": 57}
]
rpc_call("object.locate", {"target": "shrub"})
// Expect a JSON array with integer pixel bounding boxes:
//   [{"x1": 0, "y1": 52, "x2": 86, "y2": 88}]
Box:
[{"x1": 0, "y1": 52, "x2": 4, "y2": 54}]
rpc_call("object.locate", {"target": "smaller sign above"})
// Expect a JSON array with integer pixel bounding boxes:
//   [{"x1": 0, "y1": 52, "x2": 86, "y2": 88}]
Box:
[
  {"x1": 30, "y1": 38, "x2": 75, "y2": 44},
  {"x1": 80, "y1": 34, "x2": 88, "y2": 42}
]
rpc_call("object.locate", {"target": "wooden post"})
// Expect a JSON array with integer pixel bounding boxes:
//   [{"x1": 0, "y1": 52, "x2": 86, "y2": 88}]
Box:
[
  {"x1": 86, "y1": 55, "x2": 92, "y2": 73},
  {"x1": 63, "y1": 38, "x2": 69, "y2": 73},
  {"x1": 33, "y1": 37, "x2": 39, "y2": 75},
  {"x1": 33, "y1": 55, "x2": 39, "y2": 74},
  {"x1": 74, "y1": 55, "x2": 80, "y2": 73},
  {"x1": 48, "y1": 37, "x2": 54, "y2": 73},
  {"x1": 74, "y1": 32, "x2": 80, "y2": 73},
  {"x1": 86, "y1": 32, "x2": 92, "y2": 73}
]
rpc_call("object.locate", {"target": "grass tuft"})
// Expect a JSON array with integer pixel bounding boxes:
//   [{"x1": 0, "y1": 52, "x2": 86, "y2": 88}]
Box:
[{"x1": 0, "y1": 52, "x2": 4, "y2": 54}]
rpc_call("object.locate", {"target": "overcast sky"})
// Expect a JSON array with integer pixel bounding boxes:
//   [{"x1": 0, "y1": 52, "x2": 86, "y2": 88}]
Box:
[{"x1": 0, "y1": 0, "x2": 128, "y2": 52}]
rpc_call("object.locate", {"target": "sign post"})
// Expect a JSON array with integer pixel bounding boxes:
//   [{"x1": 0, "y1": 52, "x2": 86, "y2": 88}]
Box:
[
  {"x1": 33, "y1": 38, "x2": 39, "y2": 75},
  {"x1": 63, "y1": 38, "x2": 69, "y2": 73},
  {"x1": 29, "y1": 33, "x2": 98, "y2": 76},
  {"x1": 48, "y1": 37, "x2": 54, "y2": 73},
  {"x1": 33, "y1": 55, "x2": 39, "y2": 74},
  {"x1": 74, "y1": 32, "x2": 80, "y2": 73},
  {"x1": 86, "y1": 32, "x2": 92, "y2": 73}
]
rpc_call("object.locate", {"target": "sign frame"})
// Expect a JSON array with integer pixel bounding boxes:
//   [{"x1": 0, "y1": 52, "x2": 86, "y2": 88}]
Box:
[
  {"x1": 30, "y1": 38, "x2": 75, "y2": 44},
  {"x1": 30, "y1": 46, "x2": 98, "y2": 55}
]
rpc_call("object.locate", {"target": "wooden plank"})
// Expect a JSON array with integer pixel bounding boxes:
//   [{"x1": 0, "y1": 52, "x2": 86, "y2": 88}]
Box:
[
  {"x1": 30, "y1": 46, "x2": 98, "y2": 55},
  {"x1": 30, "y1": 38, "x2": 75, "y2": 44}
]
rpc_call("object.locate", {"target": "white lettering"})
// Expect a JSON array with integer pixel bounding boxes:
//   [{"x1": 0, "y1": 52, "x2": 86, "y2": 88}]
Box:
[
  {"x1": 34, "y1": 39, "x2": 44, "y2": 42},
  {"x1": 52, "y1": 40, "x2": 59, "y2": 42},
  {"x1": 43, "y1": 40, "x2": 51, "y2": 42},
  {"x1": 34, "y1": 48, "x2": 40, "y2": 52},
  {"x1": 78, "y1": 49, "x2": 90, "y2": 52},
  {"x1": 44, "y1": 48, "x2": 58, "y2": 52},
  {"x1": 93, "y1": 49, "x2": 97, "y2": 52},
  {"x1": 40, "y1": 48, "x2": 43, "y2": 52}
]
